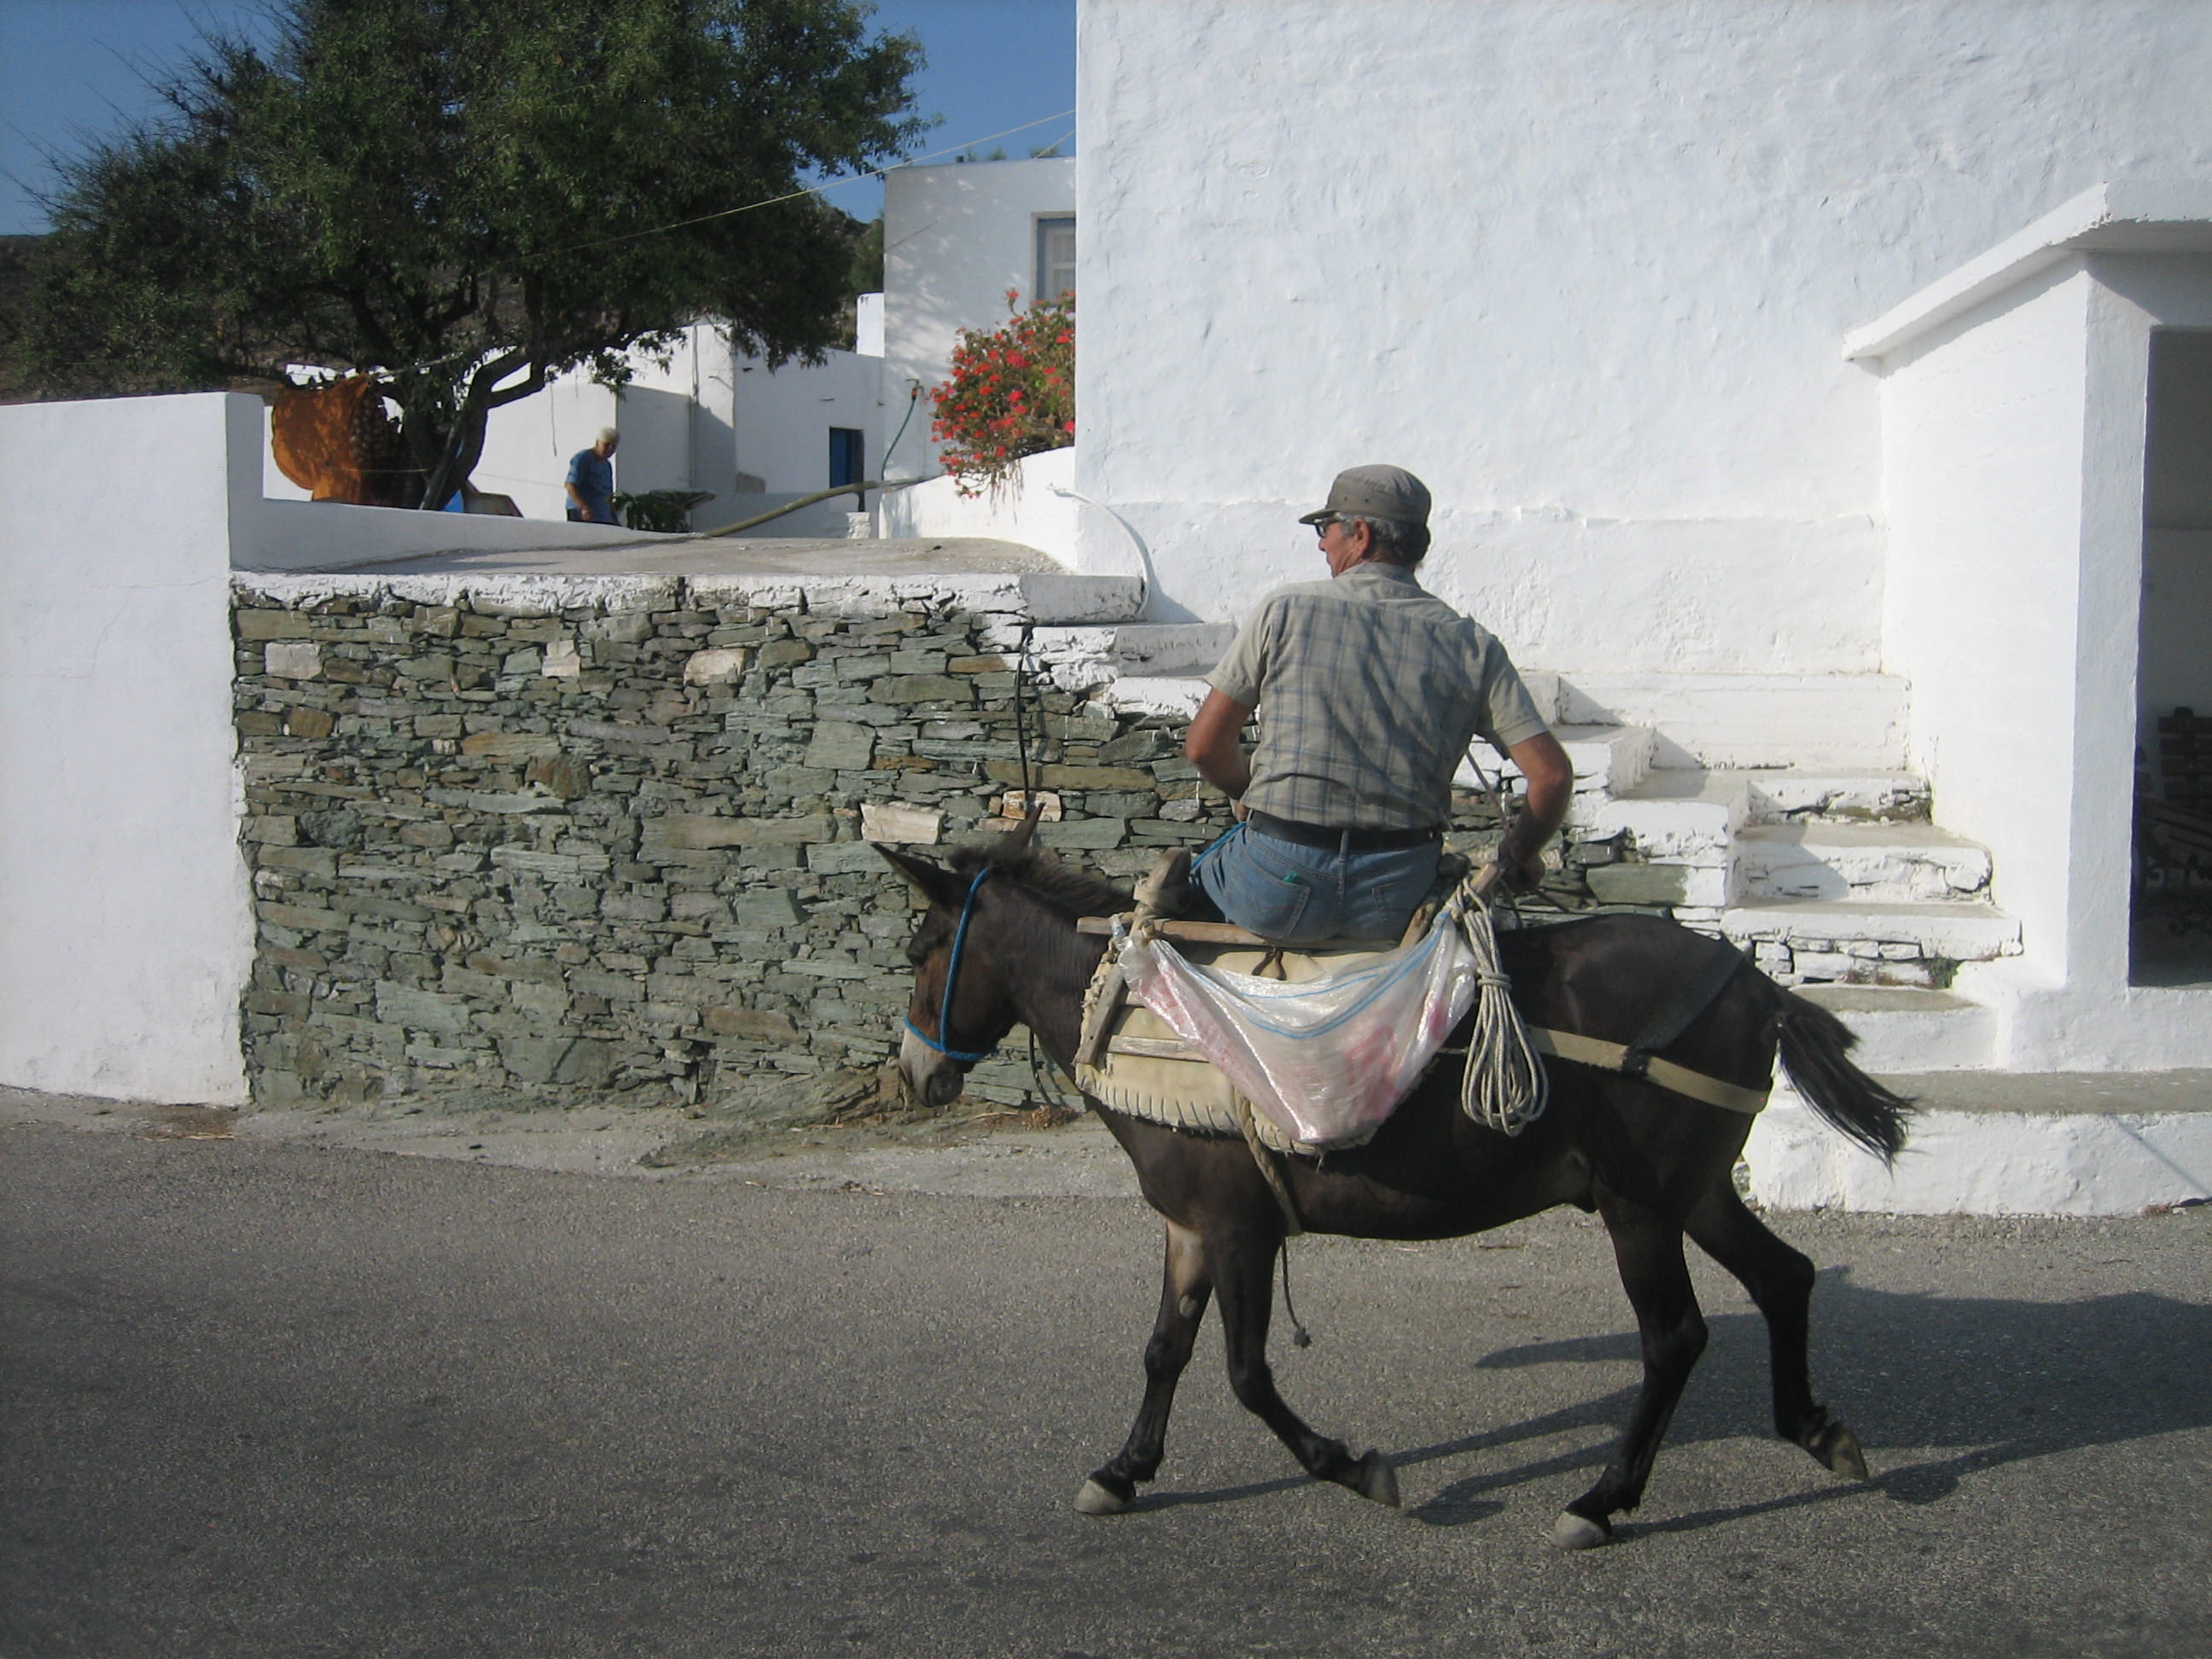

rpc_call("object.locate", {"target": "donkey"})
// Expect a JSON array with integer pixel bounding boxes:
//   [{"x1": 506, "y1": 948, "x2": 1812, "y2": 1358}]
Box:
[{"x1": 878, "y1": 823, "x2": 1907, "y2": 1548}]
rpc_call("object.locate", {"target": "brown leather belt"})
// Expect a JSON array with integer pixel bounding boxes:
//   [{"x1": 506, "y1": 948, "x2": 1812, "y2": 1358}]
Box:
[{"x1": 1245, "y1": 812, "x2": 1441, "y2": 853}]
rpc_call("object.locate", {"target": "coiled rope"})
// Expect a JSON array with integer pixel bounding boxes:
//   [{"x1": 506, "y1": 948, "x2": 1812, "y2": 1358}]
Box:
[{"x1": 1444, "y1": 874, "x2": 1551, "y2": 1136}]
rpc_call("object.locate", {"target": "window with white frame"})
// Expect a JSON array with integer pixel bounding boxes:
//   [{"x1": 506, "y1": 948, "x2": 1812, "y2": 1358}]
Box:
[{"x1": 1035, "y1": 216, "x2": 1076, "y2": 301}]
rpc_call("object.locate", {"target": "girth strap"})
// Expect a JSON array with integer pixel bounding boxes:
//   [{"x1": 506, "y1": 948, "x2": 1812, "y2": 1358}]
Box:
[
  {"x1": 1621, "y1": 940, "x2": 1749, "y2": 1080},
  {"x1": 1527, "y1": 1027, "x2": 1770, "y2": 1115}
]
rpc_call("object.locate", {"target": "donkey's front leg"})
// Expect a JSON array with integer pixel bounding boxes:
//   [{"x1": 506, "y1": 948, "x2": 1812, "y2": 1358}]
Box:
[
  {"x1": 1214, "y1": 1228, "x2": 1400, "y2": 1508},
  {"x1": 1077, "y1": 1220, "x2": 1213, "y2": 1515},
  {"x1": 1552, "y1": 1191, "x2": 1708, "y2": 1550}
]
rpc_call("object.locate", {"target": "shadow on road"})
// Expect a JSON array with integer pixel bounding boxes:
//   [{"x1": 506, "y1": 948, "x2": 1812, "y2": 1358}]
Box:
[{"x1": 1132, "y1": 1266, "x2": 2212, "y2": 1533}]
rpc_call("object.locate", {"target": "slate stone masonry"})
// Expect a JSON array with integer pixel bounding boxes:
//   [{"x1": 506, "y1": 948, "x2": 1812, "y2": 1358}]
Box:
[{"x1": 231, "y1": 571, "x2": 1605, "y2": 1115}]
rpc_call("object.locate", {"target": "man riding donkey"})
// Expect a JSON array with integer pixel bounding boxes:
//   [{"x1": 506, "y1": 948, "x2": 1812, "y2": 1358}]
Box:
[{"x1": 1180, "y1": 463, "x2": 1575, "y2": 940}]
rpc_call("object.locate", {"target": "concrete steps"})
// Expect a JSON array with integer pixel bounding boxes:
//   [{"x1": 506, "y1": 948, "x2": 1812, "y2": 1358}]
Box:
[
  {"x1": 1031, "y1": 623, "x2": 1236, "y2": 690},
  {"x1": 1475, "y1": 723, "x2": 1654, "y2": 798},
  {"x1": 1558, "y1": 672, "x2": 1910, "y2": 771},
  {"x1": 1721, "y1": 899, "x2": 2021, "y2": 987},
  {"x1": 1069, "y1": 653, "x2": 2212, "y2": 1213},
  {"x1": 1793, "y1": 984, "x2": 1997, "y2": 1070},
  {"x1": 1084, "y1": 652, "x2": 2017, "y2": 1068},
  {"x1": 1749, "y1": 1069, "x2": 2212, "y2": 1215},
  {"x1": 1733, "y1": 820, "x2": 1992, "y2": 903}
]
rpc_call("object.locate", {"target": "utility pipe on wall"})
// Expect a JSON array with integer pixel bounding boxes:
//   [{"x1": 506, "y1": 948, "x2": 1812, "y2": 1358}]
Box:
[{"x1": 698, "y1": 474, "x2": 935, "y2": 538}]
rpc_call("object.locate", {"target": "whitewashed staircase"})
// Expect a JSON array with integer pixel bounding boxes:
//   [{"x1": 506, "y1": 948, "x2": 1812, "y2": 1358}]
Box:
[
  {"x1": 1050, "y1": 636, "x2": 2209, "y2": 1216},
  {"x1": 1496, "y1": 672, "x2": 2017, "y2": 1073},
  {"x1": 1073, "y1": 643, "x2": 2018, "y2": 1076}
]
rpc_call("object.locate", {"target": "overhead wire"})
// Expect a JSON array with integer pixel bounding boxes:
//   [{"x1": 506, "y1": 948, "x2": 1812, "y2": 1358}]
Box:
[{"x1": 568, "y1": 108, "x2": 1077, "y2": 254}]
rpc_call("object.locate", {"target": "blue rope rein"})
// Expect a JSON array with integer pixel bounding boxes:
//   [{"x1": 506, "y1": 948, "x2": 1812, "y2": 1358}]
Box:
[{"x1": 902, "y1": 866, "x2": 997, "y2": 1064}]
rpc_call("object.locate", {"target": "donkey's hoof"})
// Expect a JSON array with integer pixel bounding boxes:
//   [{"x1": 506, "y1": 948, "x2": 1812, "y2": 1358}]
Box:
[
  {"x1": 1348, "y1": 1450, "x2": 1401, "y2": 1508},
  {"x1": 1548, "y1": 1511, "x2": 1613, "y2": 1551},
  {"x1": 1074, "y1": 1477, "x2": 1132, "y2": 1516},
  {"x1": 1816, "y1": 1423, "x2": 1871, "y2": 1481}
]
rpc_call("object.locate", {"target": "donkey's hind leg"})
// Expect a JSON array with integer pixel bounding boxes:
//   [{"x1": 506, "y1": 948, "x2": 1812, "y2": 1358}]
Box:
[
  {"x1": 1213, "y1": 1226, "x2": 1400, "y2": 1508},
  {"x1": 1077, "y1": 1220, "x2": 1213, "y2": 1515},
  {"x1": 1554, "y1": 1190, "x2": 1709, "y2": 1551},
  {"x1": 1685, "y1": 1184, "x2": 1869, "y2": 1481}
]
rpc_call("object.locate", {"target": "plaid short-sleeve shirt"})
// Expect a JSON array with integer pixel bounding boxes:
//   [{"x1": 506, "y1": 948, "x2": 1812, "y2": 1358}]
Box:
[{"x1": 1206, "y1": 562, "x2": 1549, "y2": 831}]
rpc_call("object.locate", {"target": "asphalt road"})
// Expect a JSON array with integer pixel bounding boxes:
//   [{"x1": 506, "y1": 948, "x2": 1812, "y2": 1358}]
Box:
[{"x1": 4, "y1": 1120, "x2": 2209, "y2": 1659}]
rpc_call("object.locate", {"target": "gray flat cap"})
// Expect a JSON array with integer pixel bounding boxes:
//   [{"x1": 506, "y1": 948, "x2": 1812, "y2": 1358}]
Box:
[{"x1": 1296, "y1": 464, "x2": 1432, "y2": 527}]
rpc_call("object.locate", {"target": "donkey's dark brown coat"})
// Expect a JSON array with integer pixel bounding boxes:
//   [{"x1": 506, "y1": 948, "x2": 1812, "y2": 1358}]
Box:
[{"x1": 882, "y1": 827, "x2": 1908, "y2": 1545}]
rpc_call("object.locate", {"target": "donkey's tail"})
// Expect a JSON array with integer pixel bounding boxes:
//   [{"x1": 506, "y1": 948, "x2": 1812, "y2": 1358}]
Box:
[{"x1": 1772, "y1": 987, "x2": 1915, "y2": 1163}]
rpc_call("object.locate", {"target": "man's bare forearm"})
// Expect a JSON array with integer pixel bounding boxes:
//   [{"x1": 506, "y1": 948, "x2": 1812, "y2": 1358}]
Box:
[
  {"x1": 1499, "y1": 731, "x2": 1574, "y2": 881},
  {"x1": 1185, "y1": 690, "x2": 1255, "y2": 806}
]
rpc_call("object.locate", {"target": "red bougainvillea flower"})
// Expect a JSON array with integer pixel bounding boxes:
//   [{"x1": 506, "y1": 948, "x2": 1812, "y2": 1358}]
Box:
[{"x1": 929, "y1": 293, "x2": 1074, "y2": 496}]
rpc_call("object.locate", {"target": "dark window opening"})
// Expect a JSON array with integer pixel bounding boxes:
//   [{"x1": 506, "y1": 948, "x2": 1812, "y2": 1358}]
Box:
[
  {"x1": 1035, "y1": 215, "x2": 1076, "y2": 300},
  {"x1": 830, "y1": 427, "x2": 865, "y2": 489}
]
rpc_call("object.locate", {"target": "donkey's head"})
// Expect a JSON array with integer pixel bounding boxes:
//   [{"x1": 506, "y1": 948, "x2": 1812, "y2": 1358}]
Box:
[
  {"x1": 876, "y1": 809, "x2": 1127, "y2": 1108},
  {"x1": 876, "y1": 838, "x2": 1028, "y2": 1107}
]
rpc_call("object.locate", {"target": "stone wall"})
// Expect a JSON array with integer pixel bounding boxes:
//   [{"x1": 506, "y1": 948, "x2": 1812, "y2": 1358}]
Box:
[{"x1": 232, "y1": 571, "x2": 1602, "y2": 1116}]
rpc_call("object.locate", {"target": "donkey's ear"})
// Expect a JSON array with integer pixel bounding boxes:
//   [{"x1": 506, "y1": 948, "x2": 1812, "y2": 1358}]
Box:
[
  {"x1": 875, "y1": 843, "x2": 964, "y2": 905},
  {"x1": 1001, "y1": 798, "x2": 1046, "y2": 857}
]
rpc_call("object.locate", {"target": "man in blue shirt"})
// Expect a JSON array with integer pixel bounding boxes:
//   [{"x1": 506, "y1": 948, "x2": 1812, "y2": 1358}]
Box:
[{"x1": 565, "y1": 428, "x2": 620, "y2": 523}]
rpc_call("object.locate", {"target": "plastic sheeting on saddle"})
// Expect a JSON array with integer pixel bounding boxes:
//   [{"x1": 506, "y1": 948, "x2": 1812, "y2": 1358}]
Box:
[
  {"x1": 1074, "y1": 940, "x2": 1399, "y2": 1153},
  {"x1": 1080, "y1": 921, "x2": 1485, "y2": 1155}
]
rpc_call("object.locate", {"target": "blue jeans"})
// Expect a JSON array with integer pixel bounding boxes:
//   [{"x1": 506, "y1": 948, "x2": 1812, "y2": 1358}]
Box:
[{"x1": 1191, "y1": 822, "x2": 1441, "y2": 945}]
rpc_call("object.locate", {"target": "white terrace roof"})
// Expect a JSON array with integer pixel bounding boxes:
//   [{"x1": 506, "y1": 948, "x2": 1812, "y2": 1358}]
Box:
[{"x1": 1843, "y1": 179, "x2": 2212, "y2": 363}]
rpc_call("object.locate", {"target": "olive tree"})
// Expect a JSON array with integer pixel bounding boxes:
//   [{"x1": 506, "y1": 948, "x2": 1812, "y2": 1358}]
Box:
[{"x1": 19, "y1": 0, "x2": 920, "y2": 507}]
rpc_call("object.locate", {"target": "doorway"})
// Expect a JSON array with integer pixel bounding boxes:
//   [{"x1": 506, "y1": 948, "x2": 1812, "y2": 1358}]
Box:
[{"x1": 2131, "y1": 329, "x2": 2212, "y2": 984}]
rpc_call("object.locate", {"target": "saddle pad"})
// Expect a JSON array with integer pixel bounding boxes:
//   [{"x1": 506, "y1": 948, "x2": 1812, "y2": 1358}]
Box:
[{"x1": 1075, "y1": 942, "x2": 1400, "y2": 1155}]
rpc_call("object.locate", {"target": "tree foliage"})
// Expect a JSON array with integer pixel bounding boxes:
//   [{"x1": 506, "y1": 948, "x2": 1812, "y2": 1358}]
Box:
[{"x1": 17, "y1": 0, "x2": 921, "y2": 507}]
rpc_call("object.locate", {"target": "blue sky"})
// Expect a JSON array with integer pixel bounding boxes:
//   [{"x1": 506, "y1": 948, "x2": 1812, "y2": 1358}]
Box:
[{"x1": 0, "y1": 0, "x2": 1075, "y2": 236}]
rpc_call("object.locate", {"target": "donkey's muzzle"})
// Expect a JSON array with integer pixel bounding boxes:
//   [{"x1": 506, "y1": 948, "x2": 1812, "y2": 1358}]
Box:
[{"x1": 899, "y1": 1026, "x2": 968, "y2": 1108}]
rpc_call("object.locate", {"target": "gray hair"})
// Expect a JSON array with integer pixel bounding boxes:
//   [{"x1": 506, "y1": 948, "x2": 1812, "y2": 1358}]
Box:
[
  {"x1": 1350, "y1": 514, "x2": 1430, "y2": 566},
  {"x1": 597, "y1": 427, "x2": 620, "y2": 444}
]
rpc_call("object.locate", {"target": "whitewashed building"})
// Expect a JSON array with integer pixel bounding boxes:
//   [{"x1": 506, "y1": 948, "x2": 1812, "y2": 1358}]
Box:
[
  {"x1": 263, "y1": 322, "x2": 888, "y2": 535},
  {"x1": 872, "y1": 154, "x2": 1084, "y2": 547},
  {"x1": 1052, "y1": 0, "x2": 2212, "y2": 1203},
  {"x1": 876, "y1": 154, "x2": 1077, "y2": 480}
]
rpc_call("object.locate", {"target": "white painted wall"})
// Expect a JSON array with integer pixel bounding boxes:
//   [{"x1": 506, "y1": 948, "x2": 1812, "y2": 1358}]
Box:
[
  {"x1": 469, "y1": 372, "x2": 623, "y2": 520},
  {"x1": 242, "y1": 498, "x2": 661, "y2": 572},
  {"x1": 729, "y1": 346, "x2": 885, "y2": 495},
  {"x1": 880, "y1": 157, "x2": 1076, "y2": 480},
  {"x1": 1074, "y1": 0, "x2": 2212, "y2": 654},
  {"x1": 878, "y1": 445, "x2": 1080, "y2": 558},
  {"x1": 0, "y1": 393, "x2": 258, "y2": 1103},
  {"x1": 1876, "y1": 246, "x2": 2212, "y2": 1062},
  {"x1": 1877, "y1": 265, "x2": 2095, "y2": 986}
]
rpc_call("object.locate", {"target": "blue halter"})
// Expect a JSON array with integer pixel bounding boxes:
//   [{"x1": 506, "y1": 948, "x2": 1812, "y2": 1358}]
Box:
[{"x1": 903, "y1": 866, "x2": 997, "y2": 1064}]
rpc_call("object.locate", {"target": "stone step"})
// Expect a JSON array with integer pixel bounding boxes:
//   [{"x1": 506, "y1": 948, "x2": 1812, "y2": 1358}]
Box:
[
  {"x1": 1794, "y1": 984, "x2": 1998, "y2": 1071},
  {"x1": 1721, "y1": 898, "x2": 2023, "y2": 985},
  {"x1": 1732, "y1": 770, "x2": 1930, "y2": 823},
  {"x1": 1032, "y1": 623, "x2": 1236, "y2": 690},
  {"x1": 1469, "y1": 723, "x2": 1654, "y2": 798},
  {"x1": 1102, "y1": 675, "x2": 1209, "y2": 718},
  {"x1": 1748, "y1": 1070, "x2": 2212, "y2": 1215},
  {"x1": 1557, "y1": 672, "x2": 1910, "y2": 771},
  {"x1": 1734, "y1": 821, "x2": 1993, "y2": 903},
  {"x1": 1098, "y1": 622, "x2": 1237, "y2": 676},
  {"x1": 1576, "y1": 768, "x2": 1749, "y2": 859}
]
